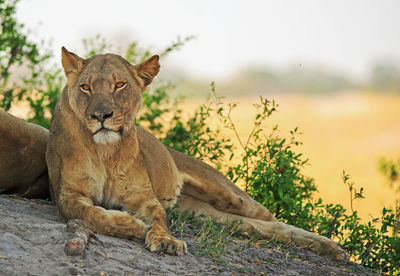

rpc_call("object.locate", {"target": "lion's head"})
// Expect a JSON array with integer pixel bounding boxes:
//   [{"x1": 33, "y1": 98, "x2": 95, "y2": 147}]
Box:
[{"x1": 61, "y1": 47, "x2": 159, "y2": 145}]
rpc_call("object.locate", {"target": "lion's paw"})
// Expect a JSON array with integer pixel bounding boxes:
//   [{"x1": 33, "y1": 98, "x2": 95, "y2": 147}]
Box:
[
  {"x1": 145, "y1": 228, "x2": 187, "y2": 256},
  {"x1": 322, "y1": 238, "x2": 348, "y2": 260},
  {"x1": 308, "y1": 234, "x2": 348, "y2": 260}
]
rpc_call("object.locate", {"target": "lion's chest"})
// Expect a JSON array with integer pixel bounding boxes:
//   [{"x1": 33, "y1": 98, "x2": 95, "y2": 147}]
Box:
[{"x1": 86, "y1": 158, "x2": 151, "y2": 211}]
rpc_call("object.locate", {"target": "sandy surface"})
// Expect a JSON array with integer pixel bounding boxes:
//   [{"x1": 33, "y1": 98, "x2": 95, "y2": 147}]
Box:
[{"x1": 0, "y1": 195, "x2": 379, "y2": 275}]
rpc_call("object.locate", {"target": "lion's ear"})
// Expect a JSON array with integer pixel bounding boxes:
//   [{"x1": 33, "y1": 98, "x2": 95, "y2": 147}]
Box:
[
  {"x1": 61, "y1": 47, "x2": 84, "y2": 83},
  {"x1": 133, "y1": 55, "x2": 160, "y2": 90}
]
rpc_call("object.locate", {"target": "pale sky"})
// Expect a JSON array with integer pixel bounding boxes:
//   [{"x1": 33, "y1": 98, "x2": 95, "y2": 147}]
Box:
[{"x1": 17, "y1": 0, "x2": 400, "y2": 81}]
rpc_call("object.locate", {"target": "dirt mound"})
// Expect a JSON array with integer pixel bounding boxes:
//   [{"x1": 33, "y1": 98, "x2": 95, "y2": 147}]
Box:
[{"x1": 0, "y1": 195, "x2": 377, "y2": 275}]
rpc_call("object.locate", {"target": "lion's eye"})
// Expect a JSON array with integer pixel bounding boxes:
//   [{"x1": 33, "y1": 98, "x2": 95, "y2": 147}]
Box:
[
  {"x1": 80, "y1": 83, "x2": 91, "y2": 94},
  {"x1": 114, "y1": 81, "x2": 127, "y2": 91}
]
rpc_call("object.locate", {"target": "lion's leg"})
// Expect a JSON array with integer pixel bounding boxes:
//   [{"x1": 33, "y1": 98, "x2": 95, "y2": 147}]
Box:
[
  {"x1": 177, "y1": 195, "x2": 347, "y2": 260},
  {"x1": 168, "y1": 147, "x2": 275, "y2": 221},
  {"x1": 12, "y1": 171, "x2": 50, "y2": 198},
  {"x1": 58, "y1": 191, "x2": 148, "y2": 240}
]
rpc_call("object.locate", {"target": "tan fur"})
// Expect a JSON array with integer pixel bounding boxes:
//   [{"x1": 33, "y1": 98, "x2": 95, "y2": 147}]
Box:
[
  {"x1": 0, "y1": 110, "x2": 49, "y2": 198},
  {"x1": 0, "y1": 47, "x2": 346, "y2": 259}
]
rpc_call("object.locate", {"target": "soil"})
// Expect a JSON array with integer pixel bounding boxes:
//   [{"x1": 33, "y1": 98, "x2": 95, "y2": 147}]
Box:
[{"x1": 0, "y1": 195, "x2": 379, "y2": 276}]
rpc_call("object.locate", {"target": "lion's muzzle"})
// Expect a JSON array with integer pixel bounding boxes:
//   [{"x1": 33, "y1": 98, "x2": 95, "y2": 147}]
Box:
[
  {"x1": 90, "y1": 99, "x2": 114, "y2": 124},
  {"x1": 86, "y1": 95, "x2": 123, "y2": 145}
]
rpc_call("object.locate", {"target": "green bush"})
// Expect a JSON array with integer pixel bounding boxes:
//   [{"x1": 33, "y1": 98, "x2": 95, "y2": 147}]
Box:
[{"x1": 0, "y1": 2, "x2": 399, "y2": 273}]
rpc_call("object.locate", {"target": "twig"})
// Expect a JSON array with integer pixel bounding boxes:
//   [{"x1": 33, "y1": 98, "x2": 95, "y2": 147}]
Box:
[{"x1": 327, "y1": 212, "x2": 339, "y2": 239}]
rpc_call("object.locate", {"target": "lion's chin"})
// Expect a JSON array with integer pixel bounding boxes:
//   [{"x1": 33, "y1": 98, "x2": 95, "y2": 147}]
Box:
[{"x1": 93, "y1": 130, "x2": 121, "y2": 145}]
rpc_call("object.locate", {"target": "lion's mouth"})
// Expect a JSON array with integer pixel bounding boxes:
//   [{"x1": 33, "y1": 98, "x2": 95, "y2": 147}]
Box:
[
  {"x1": 93, "y1": 126, "x2": 123, "y2": 135},
  {"x1": 94, "y1": 127, "x2": 112, "y2": 135}
]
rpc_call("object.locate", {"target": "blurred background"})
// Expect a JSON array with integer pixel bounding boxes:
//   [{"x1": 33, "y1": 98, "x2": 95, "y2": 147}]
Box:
[{"x1": 8, "y1": 0, "x2": 400, "y2": 221}]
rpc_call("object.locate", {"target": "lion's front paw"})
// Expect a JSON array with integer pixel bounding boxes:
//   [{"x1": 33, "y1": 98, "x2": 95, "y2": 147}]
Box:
[{"x1": 145, "y1": 228, "x2": 187, "y2": 256}]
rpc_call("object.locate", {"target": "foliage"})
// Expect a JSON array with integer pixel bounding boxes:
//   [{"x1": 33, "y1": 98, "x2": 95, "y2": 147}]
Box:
[
  {"x1": 0, "y1": 0, "x2": 50, "y2": 114},
  {"x1": 158, "y1": 90, "x2": 233, "y2": 169},
  {"x1": 0, "y1": 2, "x2": 399, "y2": 273},
  {"x1": 379, "y1": 157, "x2": 400, "y2": 193},
  {"x1": 0, "y1": 0, "x2": 40, "y2": 84},
  {"x1": 342, "y1": 171, "x2": 365, "y2": 212},
  {"x1": 378, "y1": 156, "x2": 400, "y2": 238}
]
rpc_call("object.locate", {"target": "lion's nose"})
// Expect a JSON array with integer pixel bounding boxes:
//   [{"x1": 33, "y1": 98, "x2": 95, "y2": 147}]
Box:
[{"x1": 90, "y1": 110, "x2": 114, "y2": 123}]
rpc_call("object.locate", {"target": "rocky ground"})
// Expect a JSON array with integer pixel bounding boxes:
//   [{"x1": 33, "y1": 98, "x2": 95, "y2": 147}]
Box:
[{"x1": 0, "y1": 195, "x2": 379, "y2": 275}]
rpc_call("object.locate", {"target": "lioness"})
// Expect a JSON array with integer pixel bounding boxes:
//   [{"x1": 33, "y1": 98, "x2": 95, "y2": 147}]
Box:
[{"x1": 2, "y1": 47, "x2": 345, "y2": 259}]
